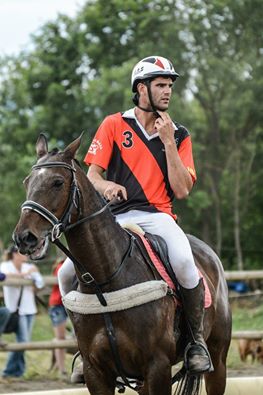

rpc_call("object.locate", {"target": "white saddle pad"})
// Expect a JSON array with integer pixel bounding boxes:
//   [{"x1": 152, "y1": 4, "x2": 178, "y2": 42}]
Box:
[{"x1": 63, "y1": 280, "x2": 168, "y2": 314}]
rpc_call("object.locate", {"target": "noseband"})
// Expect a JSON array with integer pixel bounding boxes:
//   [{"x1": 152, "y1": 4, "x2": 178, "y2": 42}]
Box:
[{"x1": 21, "y1": 161, "x2": 80, "y2": 241}]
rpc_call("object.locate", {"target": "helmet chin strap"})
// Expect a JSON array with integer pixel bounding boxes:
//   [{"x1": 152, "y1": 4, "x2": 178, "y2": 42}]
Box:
[{"x1": 133, "y1": 80, "x2": 162, "y2": 118}]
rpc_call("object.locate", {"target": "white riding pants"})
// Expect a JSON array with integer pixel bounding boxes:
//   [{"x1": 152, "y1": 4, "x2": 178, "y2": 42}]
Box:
[{"x1": 58, "y1": 210, "x2": 199, "y2": 297}]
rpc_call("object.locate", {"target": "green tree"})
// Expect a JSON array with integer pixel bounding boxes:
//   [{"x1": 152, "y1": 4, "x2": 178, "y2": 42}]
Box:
[{"x1": 0, "y1": 0, "x2": 262, "y2": 269}]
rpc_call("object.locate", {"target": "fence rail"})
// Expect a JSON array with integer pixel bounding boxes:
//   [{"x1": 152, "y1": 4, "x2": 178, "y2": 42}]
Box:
[
  {"x1": 0, "y1": 271, "x2": 262, "y2": 354},
  {"x1": 0, "y1": 339, "x2": 77, "y2": 352},
  {"x1": 0, "y1": 331, "x2": 262, "y2": 352},
  {"x1": 0, "y1": 270, "x2": 263, "y2": 287}
]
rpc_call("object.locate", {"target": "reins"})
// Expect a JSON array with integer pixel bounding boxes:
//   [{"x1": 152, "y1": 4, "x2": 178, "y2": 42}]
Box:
[{"x1": 21, "y1": 159, "x2": 142, "y2": 391}]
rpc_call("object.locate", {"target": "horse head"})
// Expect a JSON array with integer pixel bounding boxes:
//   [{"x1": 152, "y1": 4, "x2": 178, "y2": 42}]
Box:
[{"x1": 13, "y1": 133, "x2": 82, "y2": 259}]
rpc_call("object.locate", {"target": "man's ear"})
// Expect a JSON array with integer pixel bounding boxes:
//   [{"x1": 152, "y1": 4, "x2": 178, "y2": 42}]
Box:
[{"x1": 137, "y1": 81, "x2": 147, "y2": 95}]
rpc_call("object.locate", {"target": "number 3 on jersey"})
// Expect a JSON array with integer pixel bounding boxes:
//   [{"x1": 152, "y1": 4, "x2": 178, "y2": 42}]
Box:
[{"x1": 122, "y1": 130, "x2": 133, "y2": 148}]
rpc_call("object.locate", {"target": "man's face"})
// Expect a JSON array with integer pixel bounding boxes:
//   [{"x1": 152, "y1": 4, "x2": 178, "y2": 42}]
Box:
[{"x1": 150, "y1": 76, "x2": 173, "y2": 111}]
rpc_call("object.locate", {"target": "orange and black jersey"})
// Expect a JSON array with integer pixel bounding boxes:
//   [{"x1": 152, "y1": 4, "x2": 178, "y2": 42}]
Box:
[{"x1": 84, "y1": 108, "x2": 196, "y2": 219}]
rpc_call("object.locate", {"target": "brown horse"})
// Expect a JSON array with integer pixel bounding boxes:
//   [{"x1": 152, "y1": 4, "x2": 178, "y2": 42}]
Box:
[{"x1": 14, "y1": 134, "x2": 231, "y2": 395}]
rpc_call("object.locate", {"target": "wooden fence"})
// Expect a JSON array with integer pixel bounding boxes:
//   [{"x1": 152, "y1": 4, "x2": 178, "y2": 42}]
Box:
[
  {"x1": 1, "y1": 270, "x2": 263, "y2": 287},
  {"x1": 0, "y1": 271, "x2": 262, "y2": 353},
  {"x1": 0, "y1": 330, "x2": 263, "y2": 353}
]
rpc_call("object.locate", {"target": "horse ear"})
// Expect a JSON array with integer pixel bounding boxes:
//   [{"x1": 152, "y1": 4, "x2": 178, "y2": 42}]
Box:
[
  {"x1": 63, "y1": 132, "x2": 84, "y2": 159},
  {"x1": 36, "y1": 134, "x2": 48, "y2": 158}
]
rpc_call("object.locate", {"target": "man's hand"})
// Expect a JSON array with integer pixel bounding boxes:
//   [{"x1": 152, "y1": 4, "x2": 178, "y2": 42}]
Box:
[
  {"x1": 103, "y1": 182, "x2": 127, "y2": 201},
  {"x1": 154, "y1": 111, "x2": 175, "y2": 145}
]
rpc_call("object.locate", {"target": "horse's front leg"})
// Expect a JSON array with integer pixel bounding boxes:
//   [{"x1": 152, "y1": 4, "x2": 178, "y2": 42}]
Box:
[
  {"x1": 140, "y1": 354, "x2": 171, "y2": 395},
  {"x1": 84, "y1": 361, "x2": 115, "y2": 395}
]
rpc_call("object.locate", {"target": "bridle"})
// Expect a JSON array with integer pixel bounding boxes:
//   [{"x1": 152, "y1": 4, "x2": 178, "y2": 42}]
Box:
[{"x1": 22, "y1": 160, "x2": 113, "y2": 242}]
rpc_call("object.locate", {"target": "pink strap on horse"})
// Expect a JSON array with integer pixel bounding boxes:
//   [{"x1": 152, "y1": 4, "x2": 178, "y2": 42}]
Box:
[{"x1": 136, "y1": 232, "x2": 212, "y2": 308}]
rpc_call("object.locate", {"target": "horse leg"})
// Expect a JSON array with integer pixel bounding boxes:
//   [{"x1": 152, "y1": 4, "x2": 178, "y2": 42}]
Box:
[
  {"x1": 84, "y1": 364, "x2": 115, "y2": 395},
  {"x1": 204, "y1": 340, "x2": 230, "y2": 395},
  {"x1": 139, "y1": 355, "x2": 171, "y2": 395}
]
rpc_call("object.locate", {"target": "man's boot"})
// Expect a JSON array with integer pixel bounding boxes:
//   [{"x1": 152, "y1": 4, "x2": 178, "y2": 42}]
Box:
[
  {"x1": 71, "y1": 354, "x2": 85, "y2": 384},
  {"x1": 180, "y1": 278, "x2": 213, "y2": 375}
]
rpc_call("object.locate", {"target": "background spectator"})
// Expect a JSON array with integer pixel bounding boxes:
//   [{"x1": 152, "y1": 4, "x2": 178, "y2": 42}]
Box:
[
  {"x1": 0, "y1": 307, "x2": 10, "y2": 347},
  {"x1": 0, "y1": 245, "x2": 44, "y2": 378}
]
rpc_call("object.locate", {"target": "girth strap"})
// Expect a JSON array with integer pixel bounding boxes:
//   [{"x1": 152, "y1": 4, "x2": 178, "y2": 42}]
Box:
[{"x1": 103, "y1": 313, "x2": 135, "y2": 391}]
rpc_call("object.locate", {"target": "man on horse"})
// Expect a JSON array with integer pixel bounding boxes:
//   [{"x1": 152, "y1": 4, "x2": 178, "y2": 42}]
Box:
[{"x1": 59, "y1": 55, "x2": 212, "y2": 380}]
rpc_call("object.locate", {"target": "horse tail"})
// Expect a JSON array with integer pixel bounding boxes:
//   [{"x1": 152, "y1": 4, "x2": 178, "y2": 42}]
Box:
[{"x1": 173, "y1": 371, "x2": 202, "y2": 395}]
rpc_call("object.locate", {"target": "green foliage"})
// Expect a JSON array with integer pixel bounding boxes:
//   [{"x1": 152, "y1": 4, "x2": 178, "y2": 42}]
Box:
[{"x1": 0, "y1": 0, "x2": 262, "y2": 268}]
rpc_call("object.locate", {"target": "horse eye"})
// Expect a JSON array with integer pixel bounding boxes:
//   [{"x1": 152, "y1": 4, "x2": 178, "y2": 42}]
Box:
[{"x1": 52, "y1": 179, "x2": 64, "y2": 188}]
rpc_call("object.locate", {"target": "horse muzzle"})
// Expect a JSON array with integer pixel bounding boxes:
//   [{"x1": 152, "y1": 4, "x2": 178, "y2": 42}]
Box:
[{"x1": 13, "y1": 229, "x2": 50, "y2": 260}]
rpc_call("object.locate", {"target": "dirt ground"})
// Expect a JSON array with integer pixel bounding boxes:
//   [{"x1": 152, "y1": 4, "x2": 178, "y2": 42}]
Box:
[{"x1": 0, "y1": 366, "x2": 262, "y2": 394}]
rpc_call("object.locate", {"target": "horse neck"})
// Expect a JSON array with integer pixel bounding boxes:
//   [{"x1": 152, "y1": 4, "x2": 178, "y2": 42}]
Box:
[{"x1": 65, "y1": 169, "x2": 130, "y2": 286}]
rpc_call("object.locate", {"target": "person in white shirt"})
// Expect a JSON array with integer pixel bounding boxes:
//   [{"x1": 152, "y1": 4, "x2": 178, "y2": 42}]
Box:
[{"x1": 0, "y1": 245, "x2": 44, "y2": 378}]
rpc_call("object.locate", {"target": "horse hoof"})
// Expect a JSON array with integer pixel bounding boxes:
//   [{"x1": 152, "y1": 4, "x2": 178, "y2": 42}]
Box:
[{"x1": 71, "y1": 372, "x2": 85, "y2": 384}]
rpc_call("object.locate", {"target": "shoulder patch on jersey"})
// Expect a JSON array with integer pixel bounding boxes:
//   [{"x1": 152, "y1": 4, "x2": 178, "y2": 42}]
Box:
[
  {"x1": 187, "y1": 167, "x2": 196, "y2": 178},
  {"x1": 88, "y1": 138, "x2": 103, "y2": 155}
]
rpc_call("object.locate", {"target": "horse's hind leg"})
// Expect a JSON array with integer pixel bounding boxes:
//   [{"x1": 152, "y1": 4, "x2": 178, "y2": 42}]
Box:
[
  {"x1": 140, "y1": 355, "x2": 171, "y2": 395},
  {"x1": 204, "y1": 339, "x2": 230, "y2": 395}
]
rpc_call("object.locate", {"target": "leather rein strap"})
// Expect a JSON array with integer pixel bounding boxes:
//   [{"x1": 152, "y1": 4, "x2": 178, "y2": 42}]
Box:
[{"x1": 21, "y1": 160, "x2": 138, "y2": 390}]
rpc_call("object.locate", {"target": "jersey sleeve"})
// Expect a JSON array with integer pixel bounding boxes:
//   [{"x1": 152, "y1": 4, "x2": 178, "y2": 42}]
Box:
[
  {"x1": 178, "y1": 135, "x2": 197, "y2": 182},
  {"x1": 84, "y1": 116, "x2": 115, "y2": 170}
]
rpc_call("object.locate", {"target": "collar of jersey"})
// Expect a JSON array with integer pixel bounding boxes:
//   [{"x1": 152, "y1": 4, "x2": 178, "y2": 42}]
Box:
[{"x1": 122, "y1": 108, "x2": 178, "y2": 141}]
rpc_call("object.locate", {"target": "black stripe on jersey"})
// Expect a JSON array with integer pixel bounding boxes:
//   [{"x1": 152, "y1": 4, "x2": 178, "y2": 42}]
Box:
[
  {"x1": 107, "y1": 142, "x2": 158, "y2": 215},
  {"x1": 174, "y1": 122, "x2": 190, "y2": 147},
  {"x1": 123, "y1": 116, "x2": 190, "y2": 200}
]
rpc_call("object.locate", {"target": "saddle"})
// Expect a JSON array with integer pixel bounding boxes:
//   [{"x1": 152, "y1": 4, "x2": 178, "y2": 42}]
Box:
[
  {"x1": 133, "y1": 231, "x2": 180, "y2": 296},
  {"x1": 127, "y1": 228, "x2": 212, "y2": 309}
]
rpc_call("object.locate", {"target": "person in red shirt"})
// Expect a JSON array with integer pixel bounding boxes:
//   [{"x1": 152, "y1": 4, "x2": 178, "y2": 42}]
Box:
[
  {"x1": 59, "y1": 56, "x2": 211, "y2": 375},
  {"x1": 48, "y1": 259, "x2": 68, "y2": 379}
]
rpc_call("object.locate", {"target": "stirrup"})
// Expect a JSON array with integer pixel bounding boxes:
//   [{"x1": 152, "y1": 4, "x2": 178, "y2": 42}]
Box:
[
  {"x1": 184, "y1": 341, "x2": 214, "y2": 375},
  {"x1": 71, "y1": 351, "x2": 85, "y2": 384}
]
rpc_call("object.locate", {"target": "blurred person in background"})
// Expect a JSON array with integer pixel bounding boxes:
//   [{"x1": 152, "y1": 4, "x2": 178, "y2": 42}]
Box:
[
  {"x1": 0, "y1": 245, "x2": 44, "y2": 378},
  {"x1": 48, "y1": 256, "x2": 68, "y2": 379},
  {"x1": 0, "y1": 306, "x2": 10, "y2": 346},
  {"x1": 0, "y1": 271, "x2": 10, "y2": 347}
]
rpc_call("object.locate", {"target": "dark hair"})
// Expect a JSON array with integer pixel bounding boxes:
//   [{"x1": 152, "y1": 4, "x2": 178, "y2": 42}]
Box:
[{"x1": 6, "y1": 244, "x2": 18, "y2": 260}]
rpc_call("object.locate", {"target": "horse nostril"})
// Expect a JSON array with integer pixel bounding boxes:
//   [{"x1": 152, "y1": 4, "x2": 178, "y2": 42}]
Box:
[
  {"x1": 21, "y1": 231, "x2": 38, "y2": 247},
  {"x1": 14, "y1": 230, "x2": 38, "y2": 253}
]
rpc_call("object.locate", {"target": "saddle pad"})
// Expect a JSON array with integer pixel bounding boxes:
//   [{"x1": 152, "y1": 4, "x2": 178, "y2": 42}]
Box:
[
  {"x1": 136, "y1": 233, "x2": 212, "y2": 308},
  {"x1": 63, "y1": 280, "x2": 168, "y2": 314}
]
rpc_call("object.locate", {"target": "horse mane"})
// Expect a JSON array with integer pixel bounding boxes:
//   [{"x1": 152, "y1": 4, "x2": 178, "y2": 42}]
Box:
[
  {"x1": 46, "y1": 148, "x2": 83, "y2": 170},
  {"x1": 50, "y1": 148, "x2": 59, "y2": 155},
  {"x1": 73, "y1": 158, "x2": 83, "y2": 169}
]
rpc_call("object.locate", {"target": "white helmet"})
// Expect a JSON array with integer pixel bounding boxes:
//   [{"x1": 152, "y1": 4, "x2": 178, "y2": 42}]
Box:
[{"x1": 131, "y1": 56, "x2": 179, "y2": 92}]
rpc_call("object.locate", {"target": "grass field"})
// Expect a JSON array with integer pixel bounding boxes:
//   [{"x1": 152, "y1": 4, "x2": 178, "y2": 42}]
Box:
[{"x1": 0, "y1": 301, "x2": 263, "y2": 380}]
